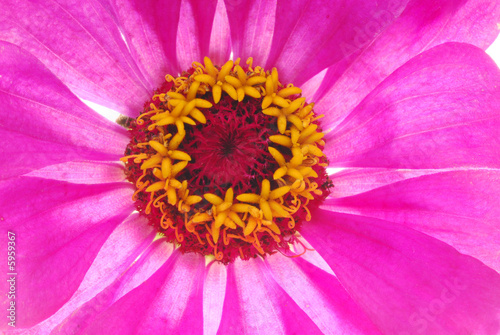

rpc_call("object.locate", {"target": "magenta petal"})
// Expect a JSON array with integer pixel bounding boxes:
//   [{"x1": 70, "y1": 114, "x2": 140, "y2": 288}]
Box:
[
  {"x1": 224, "y1": 0, "x2": 277, "y2": 65},
  {"x1": 0, "y1": 0, "x2": 150, "y2": 115},
  {"x1": 176, "y1": 0, "x2": 218, "y2": 70},
  {"x1": 25, "y1": 161, "x2": 126, "y2": 185},
  {"x1": 83, "y1": 251, "x2": 205, "y2": 334},
  {"x1": 324, "y1": 43, "x2": 500, "y2": 169},
  {"x1": 302, "y1": 210, "x2": 500, "y2": 335},
  {"x1": 208, "y1": 0, "x2": 231, "y2": 65},
  {"x1": 76, "y1": 214, "x2": 158, "y2": 295},
  {"x1": 19, "y1": 214, "x2": 156, "y2": 334},
  {"x1": 217, "y1": 258, "x2": 323, "y2": 334},
  {"x1": 102, "y1": 0, "x2": 179, "y2": 86},
  {"x1": 0, "y1": 177, "x2": 134, "y2": 329},
  {"x1": 326, "y1": 169, "x2": 500, "y2": 272},
  {"x1": 266, "y1": 256, "x2": 381, "y2": 334},
  {"x1": 186, "y1": 0, "x2": 217, "y2": 60},
  {"x1": 316, "y1": 0, "x2": 500, "y2": 127},
  {"x1": 103, "y1": 0, "x2": 182, "y2": 81},
  {"x1": 0, "y1": 42, "x2": 130, "y2": 180},
  {"x1": 203, "y1": 262, "x2": 227, "y2": 335},
  {"x1": 55, "y1": 238, "x2": 173, "y2": 334},
  {"x1": 265, "y1": 0, "x2": 404, "y2": 85},
  {"x1": 330, "y1": 168, "x2": 439, "y2": 197}
]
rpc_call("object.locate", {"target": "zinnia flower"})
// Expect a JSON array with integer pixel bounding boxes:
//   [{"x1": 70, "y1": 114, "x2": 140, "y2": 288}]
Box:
[{"x1": 1, "y1": 0, "x2": 500, "y2": 334}]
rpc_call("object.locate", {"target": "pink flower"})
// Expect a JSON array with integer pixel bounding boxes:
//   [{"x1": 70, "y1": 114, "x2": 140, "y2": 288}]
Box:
[{"x1": 1, "y1": 0, "x2": 500, "y2": 334}]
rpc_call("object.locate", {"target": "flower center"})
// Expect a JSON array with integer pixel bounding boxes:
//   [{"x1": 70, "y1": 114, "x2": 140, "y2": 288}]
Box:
[{"x1": 121, "y1": 57, "x2": 332, "y2": 263}]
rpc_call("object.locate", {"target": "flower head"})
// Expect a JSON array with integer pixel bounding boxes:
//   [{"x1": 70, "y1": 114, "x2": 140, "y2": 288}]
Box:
[
  {"x1": 1, "y1": 0, "x2": 500, "y2": 334},
  {"x1": 121, "y1": 56, "x2": 331, "y2": 263}
]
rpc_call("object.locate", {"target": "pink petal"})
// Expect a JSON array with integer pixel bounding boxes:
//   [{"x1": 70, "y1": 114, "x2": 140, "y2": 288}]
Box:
[
  {"x1": 76, "y1": 214, "x2": 158, "y2": 295},
  {"x1": 315, "y1": 0, "x2": 500, "y2": 128},
  {"x1": 0, "y1": 177, "x2": 134, "y2": 329},
  {"x1": 82, "y1": 251, "x2": 205, "y2": 334},
  {"x1": 330, "y1": 168, "x2": 441, "y2": 197},
  {"x1": 0, "y1": 41, "x2": 130, "y2": 180},
  {"x1": 55, "y1": 238, "x2": 174, "y2": 334},
  {"x1": 293, "y1": 238, "x2": 335, "y2": 275},
  {"x1": 19, "y1": 214, "x2": 156, "y2": 334},
  {"x1": 0, "y1": 0, "x2": 150, "y2": 116},
  {"x1": 266, "y1": 256, "x2": 381, "y2": 334},
  {"x1": 203, "y1": 262, "x2": 227, "y2": 335},
  {"x1": 300, "y1": 68, "x2": 328, "y2": 104},
  {"x1": 265, "y1": 0, "x2": 404, "y2": 85},
  {"x1": 301, "y1": 210, "x2": 500, "y2": 335},
  {"x1": 326, "y1": 169, "x2": 500, "y2": 273},
  {"x1": 208, "y1": 0, "x2": 231, "y2": 65},
  {"x1": 102, "y1": 0, "x2": 181, "y2": 87},
  {"x1": 224, "y1": 0, "x2": 276, "y2": 66},
  {"x1": 217, "y1": 258, "x2": 322, "y2": 334},
  {"x1": 176, "y1": 0, "x2": 218, "y2": 70},
  {"x1": 25, "y1": 161, "x2": 126, "y2": 184},
  {"x1": 324, "y1": 43, "x2": 500, "y2": 169}
]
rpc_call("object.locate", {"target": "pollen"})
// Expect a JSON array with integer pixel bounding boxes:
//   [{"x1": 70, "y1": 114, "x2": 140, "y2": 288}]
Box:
[{"x1": 122, "y1": 57, "x2": 332, "y2": 263}]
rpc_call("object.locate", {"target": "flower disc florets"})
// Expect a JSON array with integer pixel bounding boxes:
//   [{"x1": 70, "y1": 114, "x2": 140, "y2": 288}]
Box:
[{"x1": 122, "y1": 57, "x2": 332, "y2": 263}]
